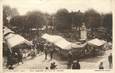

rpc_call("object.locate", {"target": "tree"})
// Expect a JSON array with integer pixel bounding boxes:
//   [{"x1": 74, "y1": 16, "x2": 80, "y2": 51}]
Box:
[
  {"x1": 3, "y1": 5, "x2": 19, "y2": 27},
  {"x1": 55, "y1": 8, "x2": 72, "y2": 32},
  {"x1": 103, "y1": 13, "x2": 112, "y2": 30},
  {"x1": 84, "y1": 9, "x2": 101, "y2": 30},
  {"x1": 10, "y1": 11, "x2": 48, "y2": 31},
  {"x1": 10, "y1": 11, "x2": 48, "y2": 40},
  {"x1": 10, "y1": 15, "x2": 27, "y2": 33},
  {"x1": 70, "y1": 10, "x2": 84, "y2": 38},
  {"x1": 26, "y1": 11, "x2": 48, "y2": 29},
  {"x1": 103, "y1": 13, "x2": 112, "y2": 41}
]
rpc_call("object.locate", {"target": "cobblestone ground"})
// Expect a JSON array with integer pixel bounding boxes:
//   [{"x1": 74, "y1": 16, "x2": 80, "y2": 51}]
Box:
[{"x1": 3, "y1": 50, "x2": 112, "y2": 70}]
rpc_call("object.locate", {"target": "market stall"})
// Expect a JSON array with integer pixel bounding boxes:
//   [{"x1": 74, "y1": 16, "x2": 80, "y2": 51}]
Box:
[
  {"x1": 3, "y1": 27, "x2": 35, "y2": 66},
  {"x1": 3, "y1": 26, "x2": 14, "y2": 36},
  {"x1": 5, "y1": 34, "x2": 32, "y2": 49},
  {"x1": 42, "y1": 33, "x2": 87, "y2": 59},
  {"x1": 87, "y1": 38, "x2": 106, "y2": 56},
  {"x1": 3, "y1": 27, "x2": 33, "y2": 57}
]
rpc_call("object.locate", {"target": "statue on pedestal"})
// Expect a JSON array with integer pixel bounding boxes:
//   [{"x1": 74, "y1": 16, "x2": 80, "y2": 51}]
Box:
[{"x1": 80, "y1": 23, "x2": 87, "y2": 40}]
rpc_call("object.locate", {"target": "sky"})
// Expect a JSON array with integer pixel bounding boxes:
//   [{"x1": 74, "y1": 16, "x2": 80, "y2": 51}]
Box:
[{"x1": 3, "y1": 0, "x2": 112, "y2": 15}]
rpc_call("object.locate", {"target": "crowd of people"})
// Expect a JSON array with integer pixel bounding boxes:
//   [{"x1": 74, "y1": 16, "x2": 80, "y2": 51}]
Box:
[
  {"x1": 5, "y1": 39, "x2": 113, "y2": 70},
  {"x1": 66, "y1": 50, "x2": 112, "y2": 69},
  {"x1": 5, "y1": 39, "x2": 57, "y2": 70},
  {"x1": 6, "y1": 48, "x2": 23, "y2": 69},
  {"x1": 34, "y1": 40, "x2": 56, "y2": 60}
]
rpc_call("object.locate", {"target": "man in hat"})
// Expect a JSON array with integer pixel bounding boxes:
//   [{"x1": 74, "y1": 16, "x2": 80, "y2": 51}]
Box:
[
  {"x1": 50, "y1": 44, "x2": 55, "y2": 60},
  {"x1": 67, "y1": 51, "x2": 73, "y2": 69},
  {"x1": 44, "y1": 43, "x2": 49, "y2": 60},
  {"x1": 17, "y1": 49, "x2": 23, "y2": 64},
  {"x1": 108, "y1": 53, "x2": 112, "y2": 69},
  {"x1": 99, "y1": 62, "x2": 104, "y2": 69},
  {"x1": 39, "y1": 42, "x2": 44, "y2": 55},
  {"x1": 50, "y1": 62, "x2": 57, "y2": 69},
  {"x1": 72, "y1": 60, "x2": 81, "y2": 69}
]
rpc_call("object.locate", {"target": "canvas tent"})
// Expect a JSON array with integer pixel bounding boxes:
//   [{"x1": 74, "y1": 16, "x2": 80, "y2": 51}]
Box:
[
  {"x1": 3, "y1": 27, "x2": 32, "y2": 48},
  {"x1": 87, "y1": 38, "x2": 106, "y2": 56},
  {"x1": 42, "y1": 33, "x2": 86, "y2": 50},
  {"x1": 3, "y1": 27, "x2": 14, "y2": 36},
  {"x1": 88, "y1": 38, "x2": 106, "y2": 47},
  {"x1": 42, "y1": 34, "x2": 71, "y2": 49},
  {"x1": 5, "y1": 34, "x2": 32, "y2": 48}
]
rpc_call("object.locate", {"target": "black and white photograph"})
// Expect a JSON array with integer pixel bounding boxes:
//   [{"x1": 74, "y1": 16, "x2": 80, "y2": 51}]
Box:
[{"x1": 2, "y1": 0, "x2": 113, "y2": 71}]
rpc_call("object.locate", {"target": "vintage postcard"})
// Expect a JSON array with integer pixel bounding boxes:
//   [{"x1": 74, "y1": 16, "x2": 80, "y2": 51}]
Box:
[{"x1": 0, "y1": 0, "x2": 115, "y2": 73}]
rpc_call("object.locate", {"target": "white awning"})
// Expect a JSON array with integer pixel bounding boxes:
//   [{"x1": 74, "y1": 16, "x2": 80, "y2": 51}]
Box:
[
  {"x1": 3, "y1": 27, "x2": 14, "y2": 36},
  {"x1": 6, "y1": 34, "x2": 26, "y2": 48},
  {"x1": 3, "y1": 27, "x2": 32, "y2": 48},
  {"x1": 88, "y1": 38, "x2": 106, "y2": 47},
  {"x1": 42, "y1": 33, "x2": 86, "y2": 50}
]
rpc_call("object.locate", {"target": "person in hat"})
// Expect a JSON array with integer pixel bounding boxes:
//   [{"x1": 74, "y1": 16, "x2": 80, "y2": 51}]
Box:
[
  {"x1": 67, "y1": 51, "x2": 73, "y2": 69},
  {"x1": 108, "y1": 53, "x2": 112, "y2": 69},
  {"x1": 50, "y1": 44, "x2": 55, "y2": 60},
  {"x1": 72, "y1": 60, "x2": 81, "y2": 69},
  {"x1": 45, "y1": 67, "x2": 49, "y2": 69},
  {"x1": 50, "y1": 62, "x2": 57, "y2": 69},
  {"x1": 99, "y1": 62, "x2": 104, "y2": 69},
  {"x1": 44, "y1": 43, "x2": 49, "y2": 60},
  {"x1": 17, "y1": 49, "x2": 23, "y2": 64},
  {"x1": 39, "y1": 42, "x2": 44, "y2": 55}
]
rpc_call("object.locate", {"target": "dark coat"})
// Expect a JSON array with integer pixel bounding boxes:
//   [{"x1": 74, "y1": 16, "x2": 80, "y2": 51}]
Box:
[
  {"x1": 108, "y1": 55, "x2": 112, "y2": 63},
  {"x1": 72, "y1": 62, "x2": 80, "y2": 69},
  {"x1": 50, "y1": 63, "x2": 57, "y2": 69}
]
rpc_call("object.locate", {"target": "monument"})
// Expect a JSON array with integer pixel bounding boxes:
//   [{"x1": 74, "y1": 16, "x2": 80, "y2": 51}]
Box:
[{"x1": 80, "y1": 23, "x2": 87, "y2": 40}]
